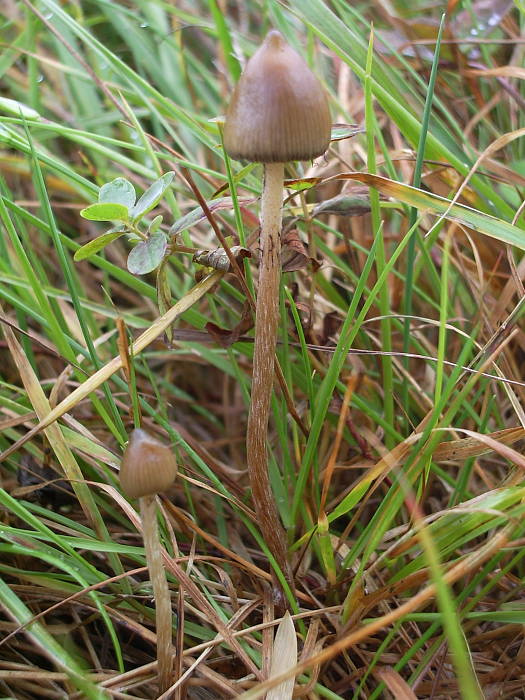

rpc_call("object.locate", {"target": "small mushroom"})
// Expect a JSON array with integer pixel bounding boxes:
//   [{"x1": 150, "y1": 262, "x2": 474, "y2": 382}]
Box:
[
  {"x1": 223, "y1": 30, "x2": 330, "y2": 595},
  {"x1": 120, "y1": 428, "x2": 177, "y2": 694},
  {"x1": 120, "y1": 428, "x2": 177, "y2": 499}
]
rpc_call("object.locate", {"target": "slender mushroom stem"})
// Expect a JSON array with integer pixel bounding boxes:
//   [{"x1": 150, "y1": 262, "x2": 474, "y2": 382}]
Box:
[
  {"x1": 223, "y1": 28, "x2": 331, "y2": 600},
  {"x1": 140, "y1": 494, "x2": 173, "y2": 694},
  {"x1": 246, "y1": 162, "x2": 292, "y2": 591}
]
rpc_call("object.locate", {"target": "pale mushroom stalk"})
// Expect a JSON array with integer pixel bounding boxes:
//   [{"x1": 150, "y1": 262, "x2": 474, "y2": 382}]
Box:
[
  {"x1": 140, "y1": 494, "x2": 172, "y2": 694},
  {"x1": 223, "y1": 31, "x2": 331, "y2": 594},
  {"x1": 120, "y1": 428, "x2": 178, "y2": 694},
  {"x1": 246, "y1": 161, "x2": 289, "y2": 583}
]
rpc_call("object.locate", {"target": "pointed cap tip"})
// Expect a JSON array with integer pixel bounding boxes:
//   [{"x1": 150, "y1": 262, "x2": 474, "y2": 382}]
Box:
[{"x1": 264, "y1": 29, "x2": 285, "y2": 49}]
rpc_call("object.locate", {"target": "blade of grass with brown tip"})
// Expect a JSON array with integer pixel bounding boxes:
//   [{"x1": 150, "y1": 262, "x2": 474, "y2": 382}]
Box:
[{"x1": 326, "y1": 172, "x2": 525, "y2": 250}]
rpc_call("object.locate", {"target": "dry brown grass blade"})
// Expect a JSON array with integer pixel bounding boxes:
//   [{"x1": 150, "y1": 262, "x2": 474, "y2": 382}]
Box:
[
  {"x1": 0, "y1": 271, "x2": 223, "y2": 463},
  {"x1": 103, "y1": 608, "x2": 340, "y2": 691},
  {"x1": 235, "y1": 525, "x2": 511, "y2": 700},
  {"x1": 320, "y1": 373, "x2": 356, "y2": 511},
  {"x1": 447, "y1": 429, "x2": 525, "y2": 482},
  {"x1": 0, "y1": 303, "x2": 100, "y2": 529},
  {"x1": 433, "y1": 426, "x2": 525, "y2": 461},
  {"x1": 465, "y1": 66, "x2": 525, "y2": 80},
  {"x1": 161, "y1": 548, "x2": 264, "y2": 682},
  {"x1": 266, "y1": 612, "x2": 297, "y2": 700},
  {"x1": 165, "y1": 503, "x2": 270, "y2": 579},
  {"x1": 157, "y1": 599, "x2": 261, "y2": 699},
  {"x1": 376, "y1": 668, "x2": 418, "y2": 699}
]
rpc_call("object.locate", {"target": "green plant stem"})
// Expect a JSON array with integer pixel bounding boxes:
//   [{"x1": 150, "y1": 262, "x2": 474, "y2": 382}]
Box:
[
  {"x1": 246, "y1": 162, "x2": 292, "y2": 594},
  {"x1": 401, "y1": 13, "x2": 446, "y2": 418},
  {"x1": 140, "y1": 495, "x2": 173, "y2": 694},
  {"x1": 365, "y1": 28, "x2": 394, "y2": 448}
]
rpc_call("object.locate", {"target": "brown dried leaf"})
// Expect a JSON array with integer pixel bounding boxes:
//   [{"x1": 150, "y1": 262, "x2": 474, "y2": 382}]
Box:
[
  {"x1": 206, "y1": 302, "x2": 253, "y2": 348},
  {"x1": 433, "y1": 427, "x2": 525, "y2": 462},
  {"x1": 193, "y1": 245, "x2": 251, "y2": 271},
  {"x1": 376, "y1": 668, "x2": 418, "y2": 700},
  {"x1": 281, "y1": 229, "x2": 309, "y2": 272},
  {"x1": 320, "y1": 311, "x2": 342, "y2": 347}
]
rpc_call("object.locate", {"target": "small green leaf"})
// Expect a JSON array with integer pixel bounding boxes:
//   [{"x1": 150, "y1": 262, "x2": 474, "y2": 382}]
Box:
[
  {"x1": 127, "y1": 232, "x2": 167, "y2": 275},
  {"x1": 74, "y1": 229, "x2": 127, "y2": 261},
  {"x1": 148, "y1": 214, "x2": 163, "y2": 233},
  {"x1": 132, "y1": 172, "x2": 175, "y2": 220},
  {"x1": 284, "y1": 177, "x2": 322, "y2": 192},
  {"x1": 317, "y1": 511, "x2": 336, "y2": 584},
  {"x1": 99, "y1": 178, "x2": 136, "y2": 209},
  {"x1": 80, "y1": 202, "x2": 129, "y2": 222}
]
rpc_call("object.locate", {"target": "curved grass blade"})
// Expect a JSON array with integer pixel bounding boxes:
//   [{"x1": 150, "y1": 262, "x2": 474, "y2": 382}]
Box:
[{"x1": 327, "y1": 172, "x2": 525, "y2": 250}]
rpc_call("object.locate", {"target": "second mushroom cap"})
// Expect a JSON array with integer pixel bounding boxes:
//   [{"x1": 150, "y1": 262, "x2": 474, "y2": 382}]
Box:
[{"x1": 119, "y1": 428, "x2": 177, "y2": 499}]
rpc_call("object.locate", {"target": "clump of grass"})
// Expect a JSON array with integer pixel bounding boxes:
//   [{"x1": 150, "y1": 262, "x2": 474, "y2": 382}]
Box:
[{"x1": 1, "y1": 1, "x2": 525, "y2": 699}]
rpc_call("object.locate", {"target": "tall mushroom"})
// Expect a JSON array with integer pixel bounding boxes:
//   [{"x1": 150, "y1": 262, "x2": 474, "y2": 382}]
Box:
[
  {"x1": 223, "y1": 30, "x2": 331, "y2": 593},
  {"x1": 120, "y1": 428, "x2": 178, "y2": 694}
]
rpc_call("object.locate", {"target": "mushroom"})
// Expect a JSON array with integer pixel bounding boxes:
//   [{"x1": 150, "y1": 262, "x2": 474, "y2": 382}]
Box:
[
  {"x1": 223, "y1": 30, "x2": 330, "y2": 593},
  {"x1": 120, "y1": 428, "x2": 178, "y2": 694}
]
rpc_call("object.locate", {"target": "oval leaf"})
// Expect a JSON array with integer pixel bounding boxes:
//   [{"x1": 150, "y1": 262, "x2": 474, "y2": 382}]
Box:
[
  {"x1": 148, "y1": 214, "x2": 163, "y2": 233},
  {"x1": 99, "y1": 178, "x2": 136, "y2": 209},
  {"x1": 74, "y1": 229, "x2": 127, "y2": 261},
  {"x1": 132, "y1": 171, "x2": 175, "y2": 220},
  {"x1": 80, "y1": 202, "x2": 129, "y2": 222},
  {"x1": 127, "y1": 233, "x2": 167, "y2": 275}
]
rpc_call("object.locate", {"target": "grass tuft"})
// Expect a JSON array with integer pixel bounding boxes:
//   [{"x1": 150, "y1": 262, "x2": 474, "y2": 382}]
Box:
[{"x1": 1, "y1": 1, "x2": 525, "y2": 697}]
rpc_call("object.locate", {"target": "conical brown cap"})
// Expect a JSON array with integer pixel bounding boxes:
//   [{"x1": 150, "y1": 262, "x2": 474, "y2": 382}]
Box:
[
  {"x1": 223, "y1": 30, "x2": 331, "y2": 163},
  {"x1": 119, "y1": 428, "x2": 177, "y2": 499}
]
